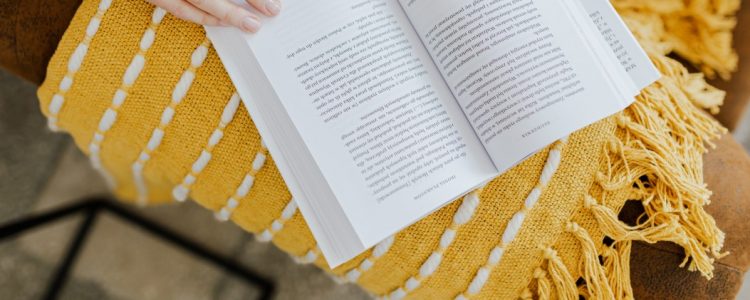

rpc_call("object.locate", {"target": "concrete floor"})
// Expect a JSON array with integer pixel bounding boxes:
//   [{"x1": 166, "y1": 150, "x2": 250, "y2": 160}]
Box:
[{"x1": 1, "y1": 64, "x2": 750, "y2": 299}]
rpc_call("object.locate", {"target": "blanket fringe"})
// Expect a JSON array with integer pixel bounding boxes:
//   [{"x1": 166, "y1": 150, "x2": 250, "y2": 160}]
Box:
[
  {"x1": 592, "y1": 47, "x2": 727, "y2": 278},
  {"x1": 522, "y1": 3, "x2": 735, "y2": 298},
  {"x1": 543, "y1": 248, "x2": 578, "y2": 300},
  {"x1": 613, "y1": 0, "x2": 740, "y2": 80},
  {"x1": 564, "y1": 17, "x2": 730, "y2": 297},
  {"x1": 567, "y1": 222, "x2": 616, "y2": 300},
  {"x1": 534, "y1": 267, "x2": 552, "y2": 300},
  {"x1": 601, "y1": 241, "x2": 634, "y2": 300}
]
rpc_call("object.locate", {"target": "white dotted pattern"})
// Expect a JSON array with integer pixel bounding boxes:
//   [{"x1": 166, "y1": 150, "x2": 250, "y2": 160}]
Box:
[
  {"x1": 255, "y1": 198, "x2": 298, "y2": 242},
  {"x1": 172, "y1": 93, "x2": 241, "y2": 202},
  {"x1": 380, "y1": 191, "x2": 482, "y2": 300},
  {"x1": 47, "y1": 0, "x2": 112, "y2": 131},
  {"x1": 292, "y1": 246, "x2": 320, "y2": 264},
  {"x1": 233, "y1": 196, "x2": 320, "y2": 265},
  {"x1": 342, "y1": 235, "x2": 396, "y2": 283},
  {"x1": 454, "y1": 138, "x2": 567, "y2": 300},
  {"x1": 86, "y1": 7, "x2": 166, "y2": 190},
  {"x1": 214, "y1": 140, "x2": 269, "y2": 221},
  {"x1": 130, "y1": 38, "x2": 212, "y2": 205}
]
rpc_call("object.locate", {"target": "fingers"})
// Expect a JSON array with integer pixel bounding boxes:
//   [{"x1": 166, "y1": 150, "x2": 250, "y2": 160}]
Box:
[
  {"x1": 245, "y1": 0, "x2": 282, "y2": 16},
  {"x1": 186, "y1": 0, "x2": 262, "y2": 32},
  {"x1": 147, "y1": 0, "x2": 281, "y2": 32},
  {"x1": 147, "y1": 0, "x2": 221, "y2": 26}
]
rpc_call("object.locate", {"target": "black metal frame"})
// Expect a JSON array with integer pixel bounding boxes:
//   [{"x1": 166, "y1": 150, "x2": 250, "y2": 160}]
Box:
[{"x1": 0, "y1": 197, "x2": 274, "y2": 300}]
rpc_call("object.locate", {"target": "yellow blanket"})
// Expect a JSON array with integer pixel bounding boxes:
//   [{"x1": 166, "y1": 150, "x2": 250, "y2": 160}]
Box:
[{"x1": 37, "y1": 0, "x2": 738, "y2": 298}]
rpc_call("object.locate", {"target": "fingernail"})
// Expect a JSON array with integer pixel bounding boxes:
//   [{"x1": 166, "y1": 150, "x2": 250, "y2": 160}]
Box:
[
  {"x1": 241, "y1": 16, "x2": 261, "y2": 32},
  {"x1": 265, "y1": 0, "x2": 281, "y2": 16}
]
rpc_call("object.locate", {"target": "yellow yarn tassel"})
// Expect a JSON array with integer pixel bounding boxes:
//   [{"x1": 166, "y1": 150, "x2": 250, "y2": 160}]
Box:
[
  {"x1": 584, "y1": 195, "x2": 719, "y2": 278},
  {"x1": 519, "y1": 287, "x2": 533, "y2": 300},
  {"x1": 543, "y1": 248, "x2": 578, "y2": 300},
  {"x1": 566, "y1": 222, "x2": 615, "y2": 300},
  {"x1": 534, "y1": 267, "x2": 552, "y2": 300},
  {"x1": 590, "y1": 43, "x2": 728, "y2": 280},
  {"x1": 601, "y1": 241, "x2": 634, "y2": 300},
  {"x1": 612, "y1": 0, "x2": 740, "y2": 79}
]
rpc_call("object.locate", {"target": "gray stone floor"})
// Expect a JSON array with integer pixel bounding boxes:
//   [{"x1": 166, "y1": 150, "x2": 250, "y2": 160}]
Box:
[{"x1": 1, "y1": 63, "x2": 749, "y2": 299}]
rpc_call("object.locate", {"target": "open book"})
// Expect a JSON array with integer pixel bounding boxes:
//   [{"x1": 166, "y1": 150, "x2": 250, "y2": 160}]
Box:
[{"x1": 206, "y1": 0, "x2": 659, "y2": 267}]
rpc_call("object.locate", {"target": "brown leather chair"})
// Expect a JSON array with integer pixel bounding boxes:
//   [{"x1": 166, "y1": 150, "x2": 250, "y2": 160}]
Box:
[{"x1": 2, "y1": 0, "x2": 749, "y2": 298}]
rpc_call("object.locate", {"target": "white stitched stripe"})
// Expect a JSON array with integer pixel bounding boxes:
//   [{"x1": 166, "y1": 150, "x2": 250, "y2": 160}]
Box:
[
  {"x1": 523, "y1": 187, "x2": 542, "y2": 209},
  {"x1": 346, "y1": 269, "x2": 361, "y2": 282},
  {"x1": 255, "y1": 200, "x2": 322, "y2": 266},
  {"x1": 360, "y1": 258, "x2": 374, "y2": 271},
  {"x1": 406, "y1": 278, "x2": 420, "y2": 291},
  {"x1": 131, "y1": 38, "x2": 212, "y2": 205},
  {"x1": 160, "y1": 107, "x2": 175, "y2": 124},
  {"x1": 501, "y1": 212, "x2": 525, "y2": 245},
  {"x1": 254, "y1": 198, "x2": 297, "y2": 241},
  {"x1": 455, "y1": 138, "x2": 567, "y2": 299},
  {"x1": 85, "y1": 18, "x2": 101, "y2": 37},
  {"x1": 49, "y1": 95, "x2": 64, "y2": 115},
  {"x1": 453, "y1": 192, "x2": 480, "y2": 225},
  {"x1": 236, "y1": 175, "x2": 254, "y2": 198},
  {"x1": 221, "y1": 96, "x2": 241, "y2": 124},
  {"x1": 342, "y1": 235, "x2": 396, "y2": 282},
  {"x1": 171, "y1": 72, "x2": 195, "y2": 103},
  {"x1": 439, "y1": 229, "x2": 456, "y2": 248},
  {"x1": 99, "y1": 0, "x2": 112, "y2": 11},
  {"x1": 467, "y1": 267, "x2": 491, "y2": 295},
  {"x1": 68, "y1": 45, "x2": 88, "y2": 74},
  {"x1": 488, "y1": 247, "x2": 504, "y2": 265},
  {"x1": 46, "y1": 0, "x2": 111, "y2": 131},
  {"x1": 190, "y1": 151, "x2": 212, "y2": 173},
  {"x1": 292, "y1": 247, "x2": 320, "y2": 264},
  {"x1": 252, "y1": 153, "x2": 267, "y2": 170},
  {"x1": 373, "y1": 235, "x2": 396, "y2": 258},
  {"x1": 85, "y1": 7, "x2": 165, "y2": 190},
  {"x1": 112, "y1": 90, "x2": 127, "y2": 107},
  {"x1": 191, "y1": 45, "x2": 210, "y2": 67},
  {"x1": 152, "y1": 6, "x2": 167, "y2": 23},
  {"x1": 172, "y1": 93, "x2": 240, "y2": 202},
  {"x1": 270, "y1": 220, "x2": 283, "y2": 231},
  {"x1": 213, "y1": 137, "x2": 268, "y2": 219},
  {"x1": 98, "y1": 109, "x2": 117, "y2": 132},
  {"x1": 539, "y1": 149, "x2": 561, "y2": 185},
  {"x1": 208, "y1": 130, "x2": 223, "y2": 147},
  {"x1": 146, "y1": 128, "x2": 164, "y2": 151},
  {"x1": 123, "y1": 55, "x2": 145, "y2": 86},
  {"x1": 379, "y1": 191, "x2": 481, "y2": 298},
  {"x1": 140, "y1": 29, "x2": 156, "y2": 51},
  {"x1": 59, "y1": 76, "x2": 73, "y2": 92},
  {"x1": 389, "y1": 288, "x2": 406, "y2": 300}
]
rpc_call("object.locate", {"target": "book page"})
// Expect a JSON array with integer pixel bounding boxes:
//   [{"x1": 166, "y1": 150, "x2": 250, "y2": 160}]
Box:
[
  {"x1": 221, "y1": 0, "x2": 497, "y2": 263},
  {"x1": 399, "y1": 0, "x2": 635, "y2": 171},
  {"x1": 580, "y1": 0, "x2": 661, "y2": 88}
]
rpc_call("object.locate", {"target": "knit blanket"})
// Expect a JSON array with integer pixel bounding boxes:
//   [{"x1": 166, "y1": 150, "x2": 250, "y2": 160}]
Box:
[{"x1": 37, "y1": 0, "x2": 739, "y2": 298}]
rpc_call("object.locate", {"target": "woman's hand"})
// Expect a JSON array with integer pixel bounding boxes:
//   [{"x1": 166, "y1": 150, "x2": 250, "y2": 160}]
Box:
[{"x1": 146, "y1": 0, "x2": 281, "y2": 32}]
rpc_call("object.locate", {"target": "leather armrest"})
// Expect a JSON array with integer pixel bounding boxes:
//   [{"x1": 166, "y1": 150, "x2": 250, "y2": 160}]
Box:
[
  {"x1": 629, "y1": 134, "x2": 750, "y2": 299},
  {"x1": 0, "y1": 0, "x2": 81, "y2": 84},
  {"x1": 712, "y1": 3, "x2": 750, "y2": 131}
]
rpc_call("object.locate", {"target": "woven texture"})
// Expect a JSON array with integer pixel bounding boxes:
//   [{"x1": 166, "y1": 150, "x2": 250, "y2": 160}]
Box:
[{"x1": 37, "y1": 0, "x2": 739, "y2": 298}]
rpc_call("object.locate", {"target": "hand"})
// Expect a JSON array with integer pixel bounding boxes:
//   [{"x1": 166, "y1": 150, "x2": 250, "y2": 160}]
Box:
[{"x1": 146, "y1": 0, "x2": 281, "y2": 32}]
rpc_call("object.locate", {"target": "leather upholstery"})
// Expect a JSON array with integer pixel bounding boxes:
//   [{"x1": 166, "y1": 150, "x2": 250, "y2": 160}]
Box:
[
  {"x1": 0, "y1": 1, "x2": 748, "y2": 298},
  {"x1": 625, "y1": 134, "x2": 750, "y2": 299},
  {"x1": 712, "y1": 4, "x2": 750, "y2": 131},
  {"x1": 0, "y1": 0, "x2": 81, "y2": 84}
]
